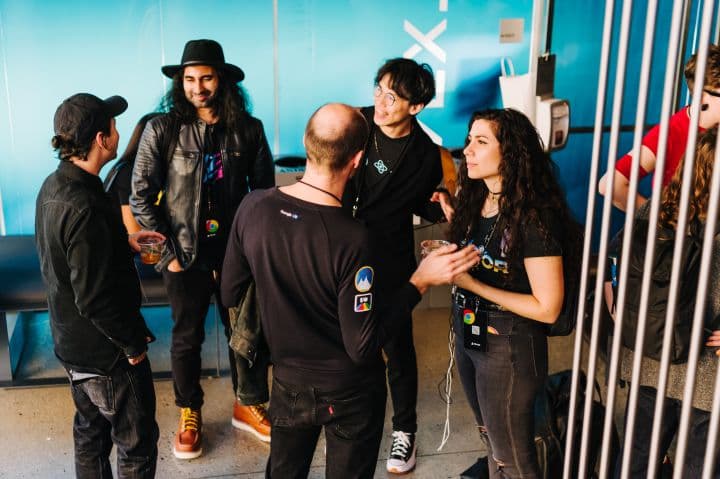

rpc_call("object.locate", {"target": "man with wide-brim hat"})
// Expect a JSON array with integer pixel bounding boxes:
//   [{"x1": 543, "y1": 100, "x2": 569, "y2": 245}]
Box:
[{"x1": 131, "y1": 39, "x2": 275, "y2": 460}]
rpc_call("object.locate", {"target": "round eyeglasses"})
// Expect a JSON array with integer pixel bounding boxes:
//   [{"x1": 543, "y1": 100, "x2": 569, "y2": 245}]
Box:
[{"x1": 374, "y1": 85, "x2": 397, "y2": 107}]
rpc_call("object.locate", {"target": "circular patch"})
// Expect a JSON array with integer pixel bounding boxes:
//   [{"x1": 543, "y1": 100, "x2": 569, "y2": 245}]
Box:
[
  {"x1": 463, "y1": 309, "x2": 475, "y2": 325},
  {"x1": 206, "y1": 219, "x2": 219, "y2": 233},
  {"x1": 354, "y1": 266, "x2": 374, "y2": 292}
]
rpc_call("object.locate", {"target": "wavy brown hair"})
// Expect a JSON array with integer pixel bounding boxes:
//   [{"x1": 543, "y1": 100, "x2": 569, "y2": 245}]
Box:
[
  {"x1": 449, "y1": 109, "x2": 580, "y2": 278},
  {"x1": 659, "y1": 127, "x2": 718, "y2": 232}
]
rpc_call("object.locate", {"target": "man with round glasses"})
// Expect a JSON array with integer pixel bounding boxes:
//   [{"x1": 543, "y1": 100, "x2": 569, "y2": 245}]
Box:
[{"x1": 342, "y1": 57, "x2": 450, "y2": 474}]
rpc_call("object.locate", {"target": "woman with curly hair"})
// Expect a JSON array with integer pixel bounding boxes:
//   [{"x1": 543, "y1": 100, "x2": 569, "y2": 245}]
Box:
[
  {"x1": 611, "y1": 127, "x2": 720, "y2": 477},
  {"x1": 448, "y1": 108, "x2": 579, "y2": 478}
]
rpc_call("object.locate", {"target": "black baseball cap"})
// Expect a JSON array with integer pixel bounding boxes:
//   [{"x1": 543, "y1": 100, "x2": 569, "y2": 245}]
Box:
[{"x1": 53, "y1": 93, "x2": 128, "y2": 147}]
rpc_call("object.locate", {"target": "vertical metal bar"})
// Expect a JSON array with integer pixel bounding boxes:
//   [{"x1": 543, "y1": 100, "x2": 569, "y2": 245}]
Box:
[
  {"x1": 598, "y1": 0, "x2": 664, "y2": 476},
  {"x1": 673, "y1": 6, "x2": 717, "y2": 474},
  {"x1": 696, "y1": 120, "x2": 720, "y2": 479},
  {"x1": 527, "y1": 0, "x2": 544, "y2": 123},
  {"x1": 561, "y1": 1, "x2": 616, "y2": 477},
  {"x1": 0, "y1": 10, "x2": 12, "y2": 235},
  {"x1": 579, "y1": 0, "x2": 635, "y2": 477},
  {"x1": 678, "y1": 0, "x2": 694, "y2": 110}
]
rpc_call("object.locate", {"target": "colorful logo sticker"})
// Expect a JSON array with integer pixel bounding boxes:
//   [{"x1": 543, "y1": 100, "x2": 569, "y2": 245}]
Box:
[
  {"x1": 463, "y1": 309, "x2": 475, "y2": 324},
  {"x1": 205, "y1": 219, "x2": 219, "y2": 233},
  {"x1": 487, "y1": 326, "x2": 499, "y2": 335},
  {"x1": 354, "y1": 293, "x2": 372, "y2": 312},
  {"x1": 354, "y1": 266, "x2": 374, "y2": 292}
]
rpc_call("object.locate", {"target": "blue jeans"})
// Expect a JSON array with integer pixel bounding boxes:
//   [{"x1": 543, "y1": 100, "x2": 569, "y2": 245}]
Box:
[
  {"x1": 615, "y1": 385, "x2": 720, "y2": 478},
  {"x1": 453, "y1": 306, "x2": 548, "y2": 479},
  {"x1": 265, "y1": 376, "x2": 386, "y2": 479},
  {"x1": 70, "y1": 358, "x2": 158, "y2": 479}
]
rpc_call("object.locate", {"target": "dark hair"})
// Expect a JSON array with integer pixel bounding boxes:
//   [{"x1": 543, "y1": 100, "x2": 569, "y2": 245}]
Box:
[
  {"x1": 51, "y1": 118, "x2": 112, "y2": 162},
  {"x1": 304, "y1": 105, "x2": 369, "y2": 173},
  {"x1": 449, "y1": 109, "x2": 580, "y2": 277},
  {"x1": 160, "y1": 66, "x2": 251, "y2": 131},
  {"x1": 117, "y1": 112, "x2": 163, "y2": 165},
  {"x1": 684, "y1": 44, "x2": 720, "y2": 90},
  {"x1": 660, "y1": 127, "x2": 718, "y2": 231},
  {"x1": 375, "y1": 58, "x2": 435, "y2": 106}
]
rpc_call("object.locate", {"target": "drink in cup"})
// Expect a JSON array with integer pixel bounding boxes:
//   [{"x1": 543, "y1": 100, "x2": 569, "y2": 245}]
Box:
[
  {"x1": 420, "y1": 239, "x2": 451, "y2": 258},
  {"x1": 138, "y1": 237, "x2": 165, "y2": 265}
]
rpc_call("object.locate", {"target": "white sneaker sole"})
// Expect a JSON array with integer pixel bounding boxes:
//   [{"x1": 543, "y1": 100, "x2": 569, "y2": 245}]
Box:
[
  {"x1": 231, "y1": 417, "x2": 271, "y2": 443},
  {"x1": 386, "y1": 446, "x2": 417, "y2": 474},
  {"x1": 173, "y1": 446, "x2": 202, "y2": 460}
]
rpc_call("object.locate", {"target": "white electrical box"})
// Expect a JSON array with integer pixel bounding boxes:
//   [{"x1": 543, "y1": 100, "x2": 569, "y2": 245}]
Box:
[{"x1": 535, "y1": 98, "x2": 569, "y2": 152}]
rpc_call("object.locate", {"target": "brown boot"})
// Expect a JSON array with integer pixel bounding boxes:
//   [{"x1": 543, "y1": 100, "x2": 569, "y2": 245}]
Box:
[
  {"x1": 231, "y1": 400, "x2": 271, "y2": 443},
  {"x1": 173, "y1": 407, "x2": 202, "y2": 459}
]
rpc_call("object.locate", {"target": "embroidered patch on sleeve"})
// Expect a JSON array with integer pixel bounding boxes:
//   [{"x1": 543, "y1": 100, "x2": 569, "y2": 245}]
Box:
[
  {"x1": 354, "y1": 293, "x2": 372, "y2": 312},
  {"x1": 354, "y1": 266, "x2": 374, "y2": 292}
]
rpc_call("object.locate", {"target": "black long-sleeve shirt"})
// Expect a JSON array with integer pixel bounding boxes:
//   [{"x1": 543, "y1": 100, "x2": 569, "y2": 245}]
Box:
[
  {"x1": 221, "y1": 188, "x2": 421, "y2": 390},
  {"x1": 35, "y1": 162, "x2": 152, "y2": 374}
]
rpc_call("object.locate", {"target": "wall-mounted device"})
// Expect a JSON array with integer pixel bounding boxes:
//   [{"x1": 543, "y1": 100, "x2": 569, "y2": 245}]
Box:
[{"x1": 536, "y1": 97, "x2": 570, "y2": 150}]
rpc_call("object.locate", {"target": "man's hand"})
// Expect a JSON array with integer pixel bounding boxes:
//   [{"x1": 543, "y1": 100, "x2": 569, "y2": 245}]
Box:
[
  {"x1": 167, "y1": 258, "x2": 183, "y2": 272},
  {"x1": 431, "y1": 190, "x2": 455, "y2": 222},
  {"x1": 128, "y1": 230, "x2": 166, "y2": 253},
  {"x1": 705, "y1": 330, "x2": 720, "y2": 356},
  {"x1": 410, "y1": 244, "x2": 479, "y2": 294},
  {"x1": 128, "y1": 351, "x2": 147, "y2": 365}
]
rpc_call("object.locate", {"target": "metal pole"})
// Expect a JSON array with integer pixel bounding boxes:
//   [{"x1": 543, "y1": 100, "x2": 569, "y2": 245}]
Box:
[
  {"x1": 598, "y1": 0, "x2": 662, "y2": 477},
  {"x1": 561, "y1": 1, "x2": 616, "y2": 476}
]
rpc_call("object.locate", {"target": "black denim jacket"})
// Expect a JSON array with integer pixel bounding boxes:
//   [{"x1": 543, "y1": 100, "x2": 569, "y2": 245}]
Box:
[{"x1": 35, "y1": 162, "x2": 153, "y2": 374}]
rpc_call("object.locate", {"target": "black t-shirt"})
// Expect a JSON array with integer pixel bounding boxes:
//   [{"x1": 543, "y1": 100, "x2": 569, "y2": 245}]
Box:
[
  {"x1": 197, "y1": 124, "x2": 228, "y2": 269},
  {"x1": 466, "y1": 213, "x2": 562, "y2": 294},
  {"x1": 365, "y1": 128, "x2": 412, "y2": 189},
  {"x1": 104, "y1": 161, "x2": 132, "y2": 205},
  {"x1": 221, "y1": 188, "x2": 421, "y2": 390}
]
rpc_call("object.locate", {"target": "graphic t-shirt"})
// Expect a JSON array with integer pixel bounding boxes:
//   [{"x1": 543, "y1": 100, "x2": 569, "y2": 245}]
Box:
[
  {"x1": 464, "y1": 212, "x2": 562, "y2": 295},
  {"x1": 365, "y1": 128, "x2": 412, "y2": 189}
]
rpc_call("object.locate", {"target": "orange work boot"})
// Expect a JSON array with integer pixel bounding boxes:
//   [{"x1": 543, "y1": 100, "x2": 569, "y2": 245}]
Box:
[
  {"x1": 231, "y1": 401, "x2": 271, "y2": 443},
  {"x1": 173, "y1": 407, "x2": 202, "y2": 459}
]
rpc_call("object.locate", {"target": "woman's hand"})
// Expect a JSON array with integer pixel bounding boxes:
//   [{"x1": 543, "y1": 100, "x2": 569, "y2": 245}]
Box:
[
  {"x1": 452, "y1": 271, "x2": 475, "y2": 290},
  {"x1": 705, "y1": 330, "x2": 720, "y2": 356},
  {"x1": 410, "y1": 244, "x2": 479, "y2": 294}
]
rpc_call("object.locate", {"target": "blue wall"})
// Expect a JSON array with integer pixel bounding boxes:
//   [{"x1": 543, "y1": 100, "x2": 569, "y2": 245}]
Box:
[{"x1": 0, "y1": 0, "x2": 708, "y2": 237}]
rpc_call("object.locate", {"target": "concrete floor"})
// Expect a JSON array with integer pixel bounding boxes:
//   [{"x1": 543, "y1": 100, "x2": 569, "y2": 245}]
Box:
[{"x1": 0, "y1": 307, "x2": 581, "y2": 478}]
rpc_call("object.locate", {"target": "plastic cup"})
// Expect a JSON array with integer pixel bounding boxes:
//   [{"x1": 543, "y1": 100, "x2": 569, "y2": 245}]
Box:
[
  {"x1": 138, "y1": 237, "x2": 165, "y2": 265},
  {"x1": 420, "y1": 239, "x2": 451, "y2": 258}
]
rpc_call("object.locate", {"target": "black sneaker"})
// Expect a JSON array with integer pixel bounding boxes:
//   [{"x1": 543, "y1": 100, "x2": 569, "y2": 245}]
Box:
[{"x1": 386, "y1": 430, "x2": 417, "y2": 474}]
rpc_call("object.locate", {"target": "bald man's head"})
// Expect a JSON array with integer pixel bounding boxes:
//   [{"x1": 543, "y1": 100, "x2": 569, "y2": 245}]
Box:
[{"x1": 304, "y1": 103, "x2": 368, "y2": 173}]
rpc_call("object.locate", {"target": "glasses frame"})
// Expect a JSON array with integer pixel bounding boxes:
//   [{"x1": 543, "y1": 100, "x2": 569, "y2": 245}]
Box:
[{"x1": 374, "y1": 85, "x2": 397, "y2": 107}]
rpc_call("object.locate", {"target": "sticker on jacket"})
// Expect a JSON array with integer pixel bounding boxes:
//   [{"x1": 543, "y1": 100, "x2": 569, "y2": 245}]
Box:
[
  {"x1": 355, "y1": 293, "x2": 372, "y2": 312},
  {"x1": 354, "y1": 266, "x2": 374, "y2": 292}
]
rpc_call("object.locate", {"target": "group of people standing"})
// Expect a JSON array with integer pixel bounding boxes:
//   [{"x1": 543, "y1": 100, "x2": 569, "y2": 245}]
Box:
[{"x1": 35, "y1": 37, "x2": 590, "y2": 479}]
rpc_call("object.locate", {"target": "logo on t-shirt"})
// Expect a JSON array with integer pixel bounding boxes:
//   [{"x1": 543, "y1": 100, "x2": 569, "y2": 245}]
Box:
[
  {"x1": 354, "y1": 293, "x2": 372, "y2": 312},
  {"x1": 354, "y1": 266, "x2": 374, "y2": 292}
]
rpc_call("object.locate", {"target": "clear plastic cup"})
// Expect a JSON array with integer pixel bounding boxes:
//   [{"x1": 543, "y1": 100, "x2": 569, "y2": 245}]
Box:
[
  {"x1": 138, "y1": 237, "x2": 166, "y2": 265},
  {"x1": 420, "y1": 239, "x2": 451, "y2": 258}
]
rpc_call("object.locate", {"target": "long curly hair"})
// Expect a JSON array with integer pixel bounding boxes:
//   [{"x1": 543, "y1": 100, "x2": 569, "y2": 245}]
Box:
[
  {"x1": 160, "y1": 67, "x2": 252, "y2": 133},
  {"x1": 659, "y1": 127, "x2": 718, "y2": 232},
  {"x1": 449, "y1": 109, "x2": 580, "y2": 277}
]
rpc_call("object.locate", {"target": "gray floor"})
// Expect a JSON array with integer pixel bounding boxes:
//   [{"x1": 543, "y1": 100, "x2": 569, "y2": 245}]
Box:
[{"x1": 0, "y1": 307, "x2": 582, "y2": 478}]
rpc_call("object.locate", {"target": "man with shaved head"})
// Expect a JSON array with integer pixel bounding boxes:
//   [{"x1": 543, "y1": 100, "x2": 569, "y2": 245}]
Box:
[{"x1": 221, "y1": 103, "x2": 478, "y2": 478}]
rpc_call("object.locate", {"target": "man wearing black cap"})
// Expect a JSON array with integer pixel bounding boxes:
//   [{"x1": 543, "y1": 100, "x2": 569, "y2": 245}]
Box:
[
  {"x1": 36, "y1": 93, "x2": 162, "y2": 478},
  {"x1": 131, "y1": 39, "x2": 275, "y2": 458}
]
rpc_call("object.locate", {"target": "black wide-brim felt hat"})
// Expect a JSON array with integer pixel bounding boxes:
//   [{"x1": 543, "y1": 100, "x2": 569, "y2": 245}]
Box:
[{"x1": 161, "y1": 39, "x2": 245, "y2": 82}]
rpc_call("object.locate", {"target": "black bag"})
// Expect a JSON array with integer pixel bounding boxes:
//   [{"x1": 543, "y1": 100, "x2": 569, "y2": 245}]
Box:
[
  {"x1": 547, "y1": 225, "x2": 584, "y2": 336},
  {"x1": 620, "y1": 218, "x2": 702, "y2": 363}
]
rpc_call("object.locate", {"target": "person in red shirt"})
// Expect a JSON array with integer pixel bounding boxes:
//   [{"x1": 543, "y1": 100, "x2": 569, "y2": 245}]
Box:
[{"x1": 599, "y1": 44, "x2": 720, "y2": 211}]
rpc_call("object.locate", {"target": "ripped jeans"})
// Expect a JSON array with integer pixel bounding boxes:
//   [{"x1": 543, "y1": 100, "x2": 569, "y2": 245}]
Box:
[{"x1": 453, "y1": 307, "x2": 548, "y2": 479}]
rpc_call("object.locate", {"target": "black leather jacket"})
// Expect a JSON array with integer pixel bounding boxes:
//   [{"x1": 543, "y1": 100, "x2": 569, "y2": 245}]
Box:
[{"x1": 131, "y1": 113, "x2": 275, "y2": 270}]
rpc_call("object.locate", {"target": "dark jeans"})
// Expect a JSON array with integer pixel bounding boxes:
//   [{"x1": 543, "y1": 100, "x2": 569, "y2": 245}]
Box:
[
  {"x1": 383, "y1": 309, "x2": 418, "y2": 433},
  {"x1": 163, "y1": 267, "x2": 268, "y2": 409},
  {"x1": 453, "y1": 307, "x2": 547, "y2": 479},
  {"x1": 70, "y1": 359, "x2": 158, "y2": 479},
  {"x1": 615, "y1": 385, "x2": 720, "y2": 478},
  {"x1": 265, "y1": 376, "x2": 386, "y2": 479}
]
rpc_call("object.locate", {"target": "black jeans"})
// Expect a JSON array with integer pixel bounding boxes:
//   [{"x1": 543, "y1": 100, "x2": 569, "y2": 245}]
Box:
[
  {"x1": 615, "y1": 385, "x2": 720, "y2": 478},
  {"x1": 265, "y1": 376, "x2": 386, "y2": 479},
  {"x1": 70, "y1": 359, "x2": 158, "y2": 479},
  {"x1": 163, "y1": 267, "x2": 268, "y2": 408},
  {"x1": 453, "y1": 307, "x2": 547, "y2": 479},
  {"x1": 383, "y1": 309, "x2": 418, "y2": 433}
]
